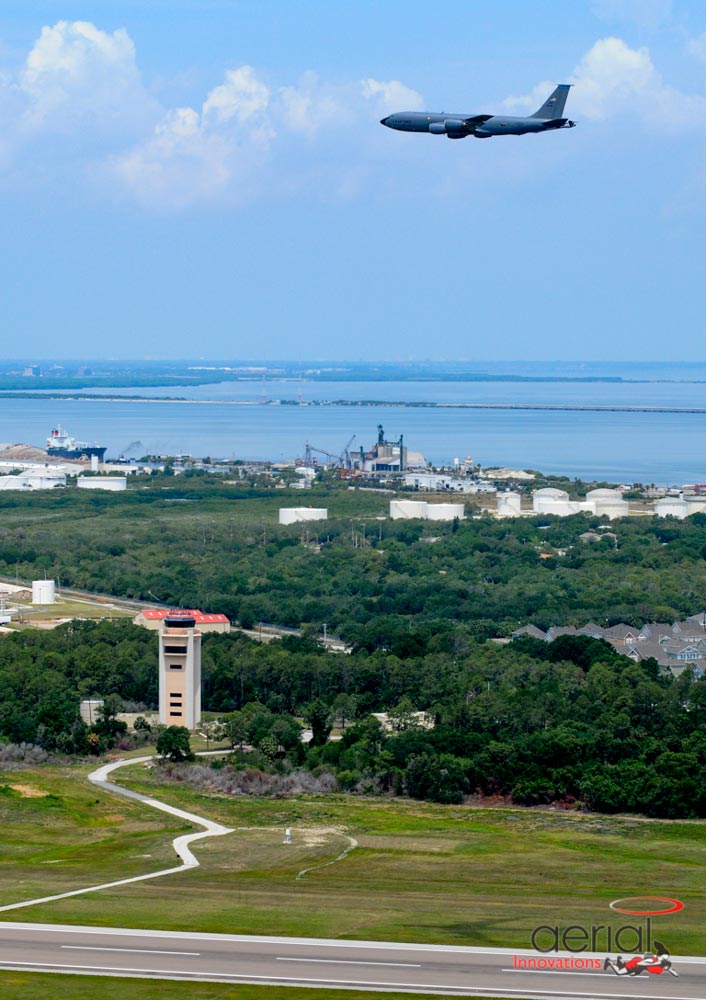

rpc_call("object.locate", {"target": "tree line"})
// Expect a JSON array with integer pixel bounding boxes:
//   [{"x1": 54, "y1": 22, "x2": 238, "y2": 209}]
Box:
[{"x1": 3, "y1": 619, "x2": 706, "y2": 818}]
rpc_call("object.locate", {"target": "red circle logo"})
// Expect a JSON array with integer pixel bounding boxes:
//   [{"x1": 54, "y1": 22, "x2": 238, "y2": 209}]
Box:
[{"x1": 609, "y1": 897, "x2": 684, "y2": 916}]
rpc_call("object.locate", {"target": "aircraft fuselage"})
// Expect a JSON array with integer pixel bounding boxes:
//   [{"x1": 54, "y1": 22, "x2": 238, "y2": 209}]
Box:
[{"x1": 380, "y1": 112, "x2": 574, "y2": 139}]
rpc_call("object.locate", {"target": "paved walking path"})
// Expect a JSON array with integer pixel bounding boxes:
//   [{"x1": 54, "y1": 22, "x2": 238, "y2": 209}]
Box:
[{"x1": 0, "y1": 754, "x2": 232, "y2": 913}]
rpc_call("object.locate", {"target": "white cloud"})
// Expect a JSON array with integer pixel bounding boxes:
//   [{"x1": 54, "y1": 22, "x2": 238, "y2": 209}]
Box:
[
  {"x1": 20, "y1": 20, "x2": 157, "y2": 134},
  {"x1": 110, "y1": 67, "x2": 275, "y2": 210},
  {"x1": 0, "y1": 20, "x2": 425, "y2": 209},
  {"x1": 277, "y1": 72, "x2": 344, "y2": 135},
  {"x1": 111, "y1": 70, "x2": 423, "y2": 208},
  {"x1": 504, "y1": 37, "x2": 706, "y2": 130},
  {"x1": 111, "y1": 108, "x2": 235, "y2": 210},
  {"x1": 361, "y1": 78, "x2": 424, "y2": 114},
  {"x1": 202, "y1": 65, "x2": 270, "y2": 126}
]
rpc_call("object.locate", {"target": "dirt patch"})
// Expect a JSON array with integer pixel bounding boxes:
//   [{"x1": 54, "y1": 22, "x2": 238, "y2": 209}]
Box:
[{"x1": 10, "y1": 785, "x2": 48, "y2": 798}]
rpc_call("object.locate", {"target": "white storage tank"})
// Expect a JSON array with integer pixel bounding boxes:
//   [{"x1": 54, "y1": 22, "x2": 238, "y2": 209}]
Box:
[
  {"x1": 546, "y1": 500, "x2": 578, "y2": 517},
  {"x1": 0, "y1": 474, "x2": 65, "y2": 491},
  {"x1": 593, "y1": 498, "x2": 630, "y2": 520},
  {"x1": 77, "y1": 476, "x2": 127, "y2": 491},
  {"x1": 497, "y1": 492, "x2": 522, "y2": 516},
  {"x1": 655, "y1": 497, "x2": 689, "y2": 519},
  {"x1": 390, "y1": 500, "x2": 428, "y2": 520},
  {"x1": 279, "y1": 507, "x2": 328, "y2": 525},
  {"x1": 425, "y1": 503, "x2": 465, "y2": 521},
  {"x1": 685, "y1": 497, "x2": 706, "y2": 515},
  {"x1": 586, "y1": 488, "x2": 621, "y2": 500},
  {"x1": 532, "y1": 488, "x2": 569, "y2": 514},
  {"x1": 32, "y1": 579, "x2": 56, "y2": 605}
]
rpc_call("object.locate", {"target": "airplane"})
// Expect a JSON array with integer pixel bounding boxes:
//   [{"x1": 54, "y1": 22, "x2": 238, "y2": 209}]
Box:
[{"x1": 380, "y1": 84, "x2": 576, "y2": 140}]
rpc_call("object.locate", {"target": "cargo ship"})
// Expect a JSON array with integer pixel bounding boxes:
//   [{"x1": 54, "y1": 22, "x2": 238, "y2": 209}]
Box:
[{"x1": 46, "y1": 425, "x2": 107, "y2": 462}]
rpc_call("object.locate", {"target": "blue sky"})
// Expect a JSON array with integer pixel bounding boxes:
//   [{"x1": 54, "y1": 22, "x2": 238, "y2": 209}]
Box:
[{"x1": 2, "y1": 0, "x2": 705, "y2": 361}]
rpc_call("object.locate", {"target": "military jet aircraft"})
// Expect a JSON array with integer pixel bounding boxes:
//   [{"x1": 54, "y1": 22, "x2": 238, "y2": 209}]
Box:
[{"x1": 380, "y1": 84, "x2": 575, "y2": 139}]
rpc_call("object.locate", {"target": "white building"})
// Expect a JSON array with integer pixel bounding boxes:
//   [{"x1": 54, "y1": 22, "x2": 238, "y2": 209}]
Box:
[
  {"x1": 158, "y1": 612, "x2": 202, "y2": 730},
  {"x1": 80, "y1": 699, "x2": 104, "y2": 726},
  {"x1": 279, "y1": 507, "x2": 328, "y2": 525},
  {"x1": 403, "y1": 473, "x2": 493, "y2": 493}
]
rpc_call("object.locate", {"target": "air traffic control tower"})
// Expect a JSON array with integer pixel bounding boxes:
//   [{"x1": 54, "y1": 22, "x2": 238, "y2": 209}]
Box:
[{"x1": 158, "y1": 611, "x2": 202, "y2": 729}]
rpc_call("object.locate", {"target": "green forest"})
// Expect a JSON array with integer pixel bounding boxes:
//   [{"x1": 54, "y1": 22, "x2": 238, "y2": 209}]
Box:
[
  {"x1": 2, "y1": 477, "x2": 706, "y2": 642},
  {"x1": 3, "y1": 617, "x2": 706, "y2": 819},
  {"x1": 3, "y1": 479, "x2": 706, "y2": 819}
]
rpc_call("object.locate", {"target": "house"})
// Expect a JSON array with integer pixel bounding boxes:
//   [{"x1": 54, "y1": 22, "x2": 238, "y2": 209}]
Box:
[
  {"x1": 511, "y1": 624, "x2": 547, "y2": 640},
  {"x1": 512, "y1": 613, "x2": 706, "y2": 678}
]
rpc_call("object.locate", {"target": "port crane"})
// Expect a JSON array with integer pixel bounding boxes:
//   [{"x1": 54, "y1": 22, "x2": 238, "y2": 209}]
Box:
[{"x1": 302, "y1": 434, "x2": 357, "y2": 469}]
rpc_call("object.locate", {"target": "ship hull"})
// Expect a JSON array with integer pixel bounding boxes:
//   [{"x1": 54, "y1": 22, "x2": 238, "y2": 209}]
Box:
[{"x1": 47, "y1": 445, "x2": 107, "y2": 461}]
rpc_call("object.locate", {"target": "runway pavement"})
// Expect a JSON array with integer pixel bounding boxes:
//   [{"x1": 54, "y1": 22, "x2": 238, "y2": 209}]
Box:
[{"x1": 1, "y1": 922, "x2": 706, "y2": 998}]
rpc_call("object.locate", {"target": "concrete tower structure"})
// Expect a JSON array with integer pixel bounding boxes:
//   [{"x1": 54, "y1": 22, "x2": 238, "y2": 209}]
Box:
[{"x1": 158, "y1": 611, "x2": 202, "y2": 729}]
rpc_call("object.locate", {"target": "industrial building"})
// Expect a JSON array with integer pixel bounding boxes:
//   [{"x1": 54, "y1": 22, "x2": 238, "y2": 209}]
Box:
[
  {"x1": 351, "y1": 425, "x2": 427, "y2": 474},
  {"x1": 158, "y1": 611, "x2": 202, "y2": 730},
  {"x1": 403, "y1": 473, "x2": 494, "y2": 493},
  {"x1": 134, "y1": 608, "x2": 230, "y2": 633}
]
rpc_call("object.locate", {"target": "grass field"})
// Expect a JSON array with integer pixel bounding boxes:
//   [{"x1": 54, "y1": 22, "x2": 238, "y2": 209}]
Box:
[
  {"x1": 0, "y1": 763, "x2": 179, "y2": 906},
  {"x1": 1, "y1": 759, "x2": 703, "y2": 954},
  {"x1": 0, "y1": 973, "x2": 455, "y2": 1000}
]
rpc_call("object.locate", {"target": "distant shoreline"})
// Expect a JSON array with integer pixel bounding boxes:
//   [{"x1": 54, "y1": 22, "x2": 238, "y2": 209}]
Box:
[{"x1": 5, "y1": 393, "x2": 706, "y2": 415}]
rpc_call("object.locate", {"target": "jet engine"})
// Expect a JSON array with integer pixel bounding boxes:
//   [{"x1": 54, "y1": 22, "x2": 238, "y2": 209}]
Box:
[{"x1": 429, "y1": 119, "x2": 467, "y2": 135}]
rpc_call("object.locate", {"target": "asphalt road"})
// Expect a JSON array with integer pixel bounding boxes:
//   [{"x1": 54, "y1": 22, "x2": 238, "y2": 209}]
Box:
[{"x1": 1, "y1": 922, "x2": 705, "y2": 998}]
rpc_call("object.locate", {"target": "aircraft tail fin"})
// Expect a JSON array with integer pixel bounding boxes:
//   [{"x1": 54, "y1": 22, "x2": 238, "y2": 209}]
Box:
[{"x1": 531, "y1": 84, "x2": 571, "y2": 120}]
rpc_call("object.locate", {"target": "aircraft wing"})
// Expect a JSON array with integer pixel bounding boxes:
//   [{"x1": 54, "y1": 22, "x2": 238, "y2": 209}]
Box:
[{"x1": 464, "y1": 115, "x2": 493, "y2": 126}]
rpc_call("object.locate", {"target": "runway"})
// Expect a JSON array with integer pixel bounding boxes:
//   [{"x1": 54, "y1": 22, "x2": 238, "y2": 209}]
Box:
[{"x1": 1, "y1": 922, "x2": 706, "y2": 998}]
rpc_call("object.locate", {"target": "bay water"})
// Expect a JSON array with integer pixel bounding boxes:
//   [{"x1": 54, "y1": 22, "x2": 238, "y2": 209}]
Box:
[{"x1": 4, "y1": 366, "x2": 706, "y2": 484}]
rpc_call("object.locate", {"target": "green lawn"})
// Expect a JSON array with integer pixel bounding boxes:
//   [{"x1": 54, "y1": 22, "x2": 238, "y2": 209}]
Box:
[
  {"x1": 2, "y1": 759, "x2": 703, "y2": 955},
  {"x1": 0, "y1": 764, "x2": 179, "y2": 906}
]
